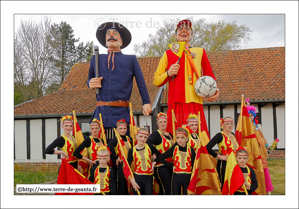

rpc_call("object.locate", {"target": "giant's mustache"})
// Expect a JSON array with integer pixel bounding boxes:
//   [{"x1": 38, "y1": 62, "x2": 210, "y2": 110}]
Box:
[{"x1": 107, "y1": 37, "x2": 118, "y2": 41}]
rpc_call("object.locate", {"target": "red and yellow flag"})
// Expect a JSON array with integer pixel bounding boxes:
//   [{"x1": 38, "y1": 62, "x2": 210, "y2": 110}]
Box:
[
  {"x1": 56, "y1": 158, "x2": 93, "y2": 195},
  {"x1": 168, "y1": 42, "x2": 186, "y2": 58},
  {"x1": 98, "y1": 113, "x2": 107, "y2": 145},
  {"x1": 113, "y1": 128, "x2": 140, "y2": 195},
  {"x1": 129, "y1": 103, "x2": 138, "y2": 146},
  {"x1": 187, "y1": 112, "x2": 221, "y2": 195},
  {"x1": 73, "y1": 110, "x2": 89, "y2": 178},
  {"x1": 221, "y1": 152, "x2": 246, "y2": 195},
  {"x1": 235, "y1": 95, "x2": 266, "y2": 195}
]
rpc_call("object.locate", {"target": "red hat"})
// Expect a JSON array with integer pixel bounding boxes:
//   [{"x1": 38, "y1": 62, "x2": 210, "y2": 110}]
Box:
[{"x1": 176, "y1": 19, "x2": 193, "y2": 31}]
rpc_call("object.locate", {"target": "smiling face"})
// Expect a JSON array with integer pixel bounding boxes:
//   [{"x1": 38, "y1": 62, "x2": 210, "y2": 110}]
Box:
[
  {"x1": 90, "y1": 122, "x2": 100, "y2": 138},
  {"x1": 175, "y1": 26, "x2": 193, "y2": 44},
  {"x1": 157, "y1": 118, "x2": 167, "y2": 131},
  {"x1": 136, "y1": 130, "x2": 149, "y2": 146},
  {"x1": 106, "y1": 29, "x2": 123, "y2": 49},
  {"x1": 117, "y1": 124, "x2": 127, "y2": 136},
  {"x1": 62, "y1": 120, "x2": 73, "y2": 135}
]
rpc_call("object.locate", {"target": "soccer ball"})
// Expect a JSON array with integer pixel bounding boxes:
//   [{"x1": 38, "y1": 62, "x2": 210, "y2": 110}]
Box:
[{"x1": 194, "y1": 76, "x2": 217, "y2": 98}]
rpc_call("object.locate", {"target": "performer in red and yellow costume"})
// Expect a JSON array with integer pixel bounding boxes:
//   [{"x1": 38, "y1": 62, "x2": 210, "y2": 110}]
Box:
[
  {"x1": 156, "y1": 127, "x2": 196, "y2": 195},
  {"x1": 147, "y1": 112, "x2": 175, "y2": 195},
  {"x1": 186, "y1": 113, "x2": 200, "y2": 152},
  {"x1": 153, "y1": 19, "x2": 219, "y2": 138},
  {"x1": 89, "y1": 145, "x2": 116, "y2": 195},
  {"x1": 206, "y1": 117, "x2": 239, "y2": 188},
  {"x1": 107, "y1": 119, "x2": 133, "y2": 195},
  {"x1": 73, "y1": 118, "x2": 106, "y2": 177},
  {"x1": 45, "y1": 115, "x2": 79, "y2": 170},
  {"x1": 127, "y1": 127, "x2": 161, "y2": 195}
]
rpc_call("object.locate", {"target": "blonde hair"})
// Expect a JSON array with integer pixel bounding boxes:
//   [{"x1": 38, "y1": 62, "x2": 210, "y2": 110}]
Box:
[{"x1": 98, "y1": 148, "x2": 110, "y2": 157}]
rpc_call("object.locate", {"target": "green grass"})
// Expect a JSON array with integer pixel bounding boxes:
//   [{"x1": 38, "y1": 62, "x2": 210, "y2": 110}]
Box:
[
  {"x1": 13, "y1": 158, "x2": 285, "y2": 195},
  {"x1": 267, "y1": 158, "x2": 285, "y2": 195},
  {"x1": 14, "y1": 171, "x2": 58, "y2": 187}
]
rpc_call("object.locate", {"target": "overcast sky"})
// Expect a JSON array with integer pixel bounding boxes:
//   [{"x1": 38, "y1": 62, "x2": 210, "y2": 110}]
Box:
[
  {"x1": 14, "y1": 14, "x2": 285, "y2": 55},
  {"x1": 2, "y1": 1, "x2": 299, "y2": 208}
]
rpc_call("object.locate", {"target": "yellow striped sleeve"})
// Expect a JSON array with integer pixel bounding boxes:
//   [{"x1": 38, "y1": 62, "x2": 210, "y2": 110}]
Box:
[{"x1": 153, "y1": 52, "x2": 169, "y2": 87}]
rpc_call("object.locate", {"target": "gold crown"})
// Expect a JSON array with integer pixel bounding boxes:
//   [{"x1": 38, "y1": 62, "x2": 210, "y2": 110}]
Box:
[
  {"x1": 60, "y1": 115, "x2": 73, "y2": 123},
  {"x1": 97, "y1": 145, "x2": 110, "y2": 156},
  {"x1": 91, "y1": 118, "x2": 101, "y2": 125},
  {"x1": 187, "y1": 113, "x2": 198, "y2": 120},
  {"x1": 157, "y1": 112, "x2": 167, "y2": 119}
]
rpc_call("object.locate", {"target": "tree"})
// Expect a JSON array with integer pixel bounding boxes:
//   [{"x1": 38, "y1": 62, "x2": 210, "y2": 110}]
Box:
[
  {"x1": 14, "y1": 17, "x2": 53, "y2": 104},
  {"x1": 134, "y1": 17, "x2": 251, "y2": 57},
  {"x1": 48, "y1": 22, "x2": 93, "y2": 86}
]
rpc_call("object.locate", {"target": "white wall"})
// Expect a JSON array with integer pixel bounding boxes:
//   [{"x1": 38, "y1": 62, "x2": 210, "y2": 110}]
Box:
[
  {"x1": 276, "y1": 104, "x2": 285, "y2": 149},
  {"x1": 203, "y1": 106, "x2": 209, "y2": 131},
  {"x1": 210, "y1": 106, "x2": 221, "y2": 139},
  {"x1": 45, "y1": 119, "x2": 59, "y2": 160},
  {"x1": 14, "y1": 120, "x2": 27, "y2": 160},
  {"x1": 261, "y1": 104, "x2": 275, "y2": 146},
  {"x1": 30, "y1": 119, "x2": 43, "y2": 160},
  {"x1": 138, "y1": 115, "x2": 152, "y2": 133}
]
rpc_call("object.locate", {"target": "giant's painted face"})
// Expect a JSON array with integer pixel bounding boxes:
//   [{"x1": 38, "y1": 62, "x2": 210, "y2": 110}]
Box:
[
  {"x1": 106, "y1": 29, "x2": 123, "y2": 49},
  {"x1": 175, "y1": 26, "x2": 193, "y2": 43}
]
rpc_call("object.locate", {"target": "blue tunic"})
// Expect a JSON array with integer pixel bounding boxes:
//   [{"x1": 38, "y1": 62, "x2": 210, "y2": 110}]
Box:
[{"x1": 87, "y1": 52, "x2": 150, "y2": 128}]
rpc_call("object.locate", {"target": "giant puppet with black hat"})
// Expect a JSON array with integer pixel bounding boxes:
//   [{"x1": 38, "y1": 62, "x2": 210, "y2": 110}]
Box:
[
  {"x1": 153, "y1": 19, "x2": 219, "y2": 139},
  {"x1": 88, "y1": 22, "x2": 151, "y2": 130}
]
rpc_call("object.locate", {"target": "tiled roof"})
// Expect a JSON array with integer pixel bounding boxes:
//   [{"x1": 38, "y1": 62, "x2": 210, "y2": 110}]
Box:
[{"x1": 14, "y1": 47, "x2": 285, "y2": 116}]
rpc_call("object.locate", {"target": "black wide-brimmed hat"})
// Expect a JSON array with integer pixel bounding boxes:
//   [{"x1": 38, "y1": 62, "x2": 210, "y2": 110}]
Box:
[{"x1": 96, "y1": 22, "x2": 131, "y2": 49}]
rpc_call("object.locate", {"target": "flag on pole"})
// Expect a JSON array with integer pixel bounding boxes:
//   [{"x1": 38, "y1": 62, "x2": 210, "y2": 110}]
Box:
[
  {"x1": 187, "y1": 114, "x2": 221, "y2": 195},
  {"x1": 129, "y1": 103, "x2": 138, "y2": 146},
  {"x1": 172, "y1": 109, "x2": 177, "y2": 143},
  {"x1": 187, "y1": 143, "x2": 222, "y2": 195},
  {"x1": 56, "y1": 159, "x2": 93, "y2": 195},
  {"x1": 113, "y1": 128, "x2": 140, "y2": 195},
  {"x1": 235, "y1": 95, "x2": 266, "y2": 195},
  {"x1": 168, "y1": 42, "x2": 186, "y2": 58},
  {"x1": 73, "y1": 110, "x2": 89, "y2": 178},
  {"x1": 98, "y1": 113, "x2": 107, "y2": 145}
]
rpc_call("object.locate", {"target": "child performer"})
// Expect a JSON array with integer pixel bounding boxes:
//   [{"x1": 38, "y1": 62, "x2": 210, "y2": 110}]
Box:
[
  {"x1": 107, "y1": 119, "x2": 133, "y2": 195},
  {"x1": 45, "y1": 115, "x2": 79, "y2": 171},
  {"x1": 156, "y1": 127, "x2": 196, "y2": 195},
  {"x1": 234, "y1": 147, "x2": 258, "y2": 195},
  {"x1": 147, "y1": 112, "x2": 174, "y2": 195},
  {"x1": 89, "y1": 145, "x2": 116, "y2": 195},
  {"x1": 73, "y1": 118, "x2": 106, "y2": 177},
  {"x1": 186, "y1": 113, "x2": 200, "y2": 152},
  {"x1": 127, "y1": 127, "x2": 161, "y2": 195}
]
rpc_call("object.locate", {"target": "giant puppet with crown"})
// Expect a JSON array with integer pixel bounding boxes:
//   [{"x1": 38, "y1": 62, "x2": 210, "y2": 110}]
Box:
[{"x1": 154, "y1": 19, "x2": 219, "y2": 139}]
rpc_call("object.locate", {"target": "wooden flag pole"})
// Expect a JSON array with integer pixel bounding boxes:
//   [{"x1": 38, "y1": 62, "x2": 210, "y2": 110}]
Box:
[{"x1": 99, "y1": 113, "x2": 107, "y2": 145}]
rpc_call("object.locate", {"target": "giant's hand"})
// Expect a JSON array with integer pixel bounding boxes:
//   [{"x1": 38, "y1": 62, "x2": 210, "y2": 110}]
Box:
[
  {"x1": 205, "y1": 88, "x2": 219, "y2": 102},
  {"x1": 168, "y1": 61, "x2": 180, "y2": 77},
  {"x1": 143, "y1": 103, "x2": 152, "y2": 116},
  {"x1": 89, "y1": 77, "x2": 103, "y2": 89}
]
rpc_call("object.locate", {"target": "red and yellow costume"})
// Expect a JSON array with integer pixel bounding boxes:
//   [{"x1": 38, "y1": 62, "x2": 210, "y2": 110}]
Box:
[{"x1": 154, "y1": 47, "x2": 216, "y2": 138}]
